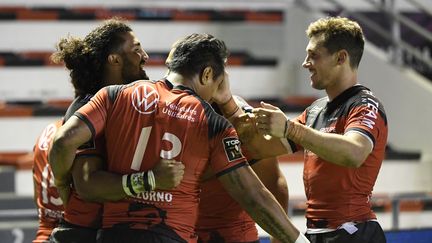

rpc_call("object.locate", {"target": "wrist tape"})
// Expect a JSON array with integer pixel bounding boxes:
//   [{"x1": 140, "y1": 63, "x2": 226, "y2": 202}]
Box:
[
  {"x1": 122, "y1": 170, "x2": 156, "y2": 196},
  {"x1": 219, "y1": 96, "x2": 239, "y2": 119},
  {"x1": 285, "y1": 121, "x2": 306, "y2": 144}
]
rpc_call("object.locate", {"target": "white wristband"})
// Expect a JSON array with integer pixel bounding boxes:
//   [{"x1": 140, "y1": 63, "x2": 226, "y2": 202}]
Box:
[
  {"x1": 295, "y1": 233, "x2": 310, "y2": 243},
  {"x1": 147, "y1": 170, "x2": 156, "y2": 190},
  {"x1": 122, "y1": 174, "x2": 134, "y2": 196}
]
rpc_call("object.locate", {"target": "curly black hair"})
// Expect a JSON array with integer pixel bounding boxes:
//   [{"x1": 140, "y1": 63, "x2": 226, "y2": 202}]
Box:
[{"x1": 51, "y1": 17, "x2": 132, "y2": 97}]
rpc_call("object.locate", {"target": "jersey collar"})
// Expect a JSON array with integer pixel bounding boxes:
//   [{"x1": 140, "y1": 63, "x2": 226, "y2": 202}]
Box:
[{"x1": 327, "y1": 84, "x2": 369, "y2": 112}]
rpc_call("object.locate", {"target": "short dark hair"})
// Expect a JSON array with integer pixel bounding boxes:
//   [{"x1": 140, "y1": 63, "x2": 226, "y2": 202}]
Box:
[
  {"x1": 51, "y1": 17, "x2": 132, "y2": 97},
  {"x1": 306, "y1": 16, "x2": 365, "y2": 69},
  {"x1": 167, "y1": 33, "x2": 229, "y2": 79}
]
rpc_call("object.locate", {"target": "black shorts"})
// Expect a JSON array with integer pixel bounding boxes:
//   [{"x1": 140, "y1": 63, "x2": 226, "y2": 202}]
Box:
[
  {"x1": 49, "y1": 220, "x2": 99, "y2": 243},
  {"x1": 100, "y1": 227, "x2": 185, "y2": 243},
  {"x1": 305, "y1": 221, "x2": 386, "y2": 243}
]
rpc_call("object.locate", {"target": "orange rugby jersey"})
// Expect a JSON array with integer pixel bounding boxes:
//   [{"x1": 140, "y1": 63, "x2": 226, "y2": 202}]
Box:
[
  {"x1": 291, "y1": 85, "x2": 388, "y2": 229},
  {"x1": 33, "y1": 120, "x2": 64, "y2": 242},
  {"x1": 75, "y1": 79, "x2": 248, "y2": 242}
]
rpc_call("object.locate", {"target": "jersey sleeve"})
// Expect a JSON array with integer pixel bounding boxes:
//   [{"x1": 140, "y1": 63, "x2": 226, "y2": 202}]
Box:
[
  {"x1": 209, "y1": 126, "x2": 248, "y2": 177},
  {"x1": 74, "y1": 87, "x2": 111, "y2": 141},
  {"x1": 76, "y1": 135, "x2": 106, "y2": 158},
  {"x1": 344, "y1": 97, "x2": 386, "y2": 148}
]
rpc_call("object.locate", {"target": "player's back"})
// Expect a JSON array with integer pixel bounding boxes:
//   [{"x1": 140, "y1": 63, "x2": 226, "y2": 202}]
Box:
[
  {"x1": 33, "y1": 120, "x2": 64, "y2": 242},
  {"x1": 76, "y1": 79, "x2": 247, "y2": 242}
]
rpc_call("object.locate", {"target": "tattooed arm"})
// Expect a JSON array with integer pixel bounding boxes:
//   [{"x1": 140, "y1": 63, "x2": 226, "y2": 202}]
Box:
[{"x1": 218, "y1": 165, "x2": 306, "y2": 243}]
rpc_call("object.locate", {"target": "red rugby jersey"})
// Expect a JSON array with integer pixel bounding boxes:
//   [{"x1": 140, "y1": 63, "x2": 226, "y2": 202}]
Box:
[
  {"x1": 33, "y1": 120, "x2": 64, "y2": 242},
  {"x1": 196, "y1": 103, "x2": 258, "y2": 243},
  {"x1": 75, "y1": 79, "x2": 248, "y2": 242},
  {"x1": 196, "y1": 177, "x2": 258, "y2": 243},
  {"x1": 292, "y1": 85, "x2": 388, "y2": 229}
]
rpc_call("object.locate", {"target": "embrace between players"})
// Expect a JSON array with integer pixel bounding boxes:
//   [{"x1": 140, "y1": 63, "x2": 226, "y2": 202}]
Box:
[{"x1": 33, "y1": 16, "x2": 387, "y2": 243}]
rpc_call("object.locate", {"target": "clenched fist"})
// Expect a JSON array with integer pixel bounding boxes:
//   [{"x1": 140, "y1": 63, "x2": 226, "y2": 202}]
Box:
[
  {"x1": 153, "y1": 159, "x2": 185, "y2": 190},
  {"x1": 231, "y1": 113, "x2": 257, "y2": 144}
]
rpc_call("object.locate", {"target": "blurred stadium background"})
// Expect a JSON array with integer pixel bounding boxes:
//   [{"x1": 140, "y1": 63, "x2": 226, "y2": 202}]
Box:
[{"x1": 0, "y1": 0, "x2": 431, "y2": 242}]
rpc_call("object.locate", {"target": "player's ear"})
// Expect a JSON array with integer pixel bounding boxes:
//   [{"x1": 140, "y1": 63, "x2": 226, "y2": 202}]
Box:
[
  {"x1": 200, "y1": 66, "x2": 213, "y2": 85},
  {"x1": 107, "y1": 53, "x2": 122, "y2": 66},
  {"x1": 336, "y1": 50, "x2": 348, "y2": 65}
]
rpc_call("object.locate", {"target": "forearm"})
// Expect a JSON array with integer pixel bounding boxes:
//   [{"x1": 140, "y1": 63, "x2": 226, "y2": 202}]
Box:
[
  {"x1": 268, "y1": 174, "x2": 289, "y2": 213},
  {"x1": 74, "y1": 159, "x2": 157, "y2": 202},
  {"x1": 243, "y1": 189, "x2": 298, "y2": 243},
  {"x1": 251, "y1": 159, "x2": 289, "y2": 212},
  {"x1": 220, "y1": 167, "x2": 300, "y2": 243},
  {"x1": 286, "y1": 121, "x2": 364, "y2": 167},
  {"x1": 49, "y1": 140, "x2": 78, "y2": 185},
  {"x1": 49, "y1": 116, "x2": 93, "y2": 186},
  {"x1": 75, "y1": 170, "x2": 126, "y2": 202},
  {"x1": 217, "y1": 96, "x2": 244, "y2": 122}
]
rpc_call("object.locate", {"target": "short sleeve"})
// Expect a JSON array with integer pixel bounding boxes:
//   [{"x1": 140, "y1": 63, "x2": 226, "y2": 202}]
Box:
[
  {"x1": 74, "y1": 87, "x2": 111, "y2": 140},
  {"x1": 345, "y1": 98, "x2": 387, "y2": 147},
  {"x1": 209, "y1": 127, "x2": 248, "y2": 177}
]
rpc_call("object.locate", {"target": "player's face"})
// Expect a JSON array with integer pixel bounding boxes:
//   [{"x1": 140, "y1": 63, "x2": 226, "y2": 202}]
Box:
[
  {"x1": 209, "y1": 69, "x2": 228, "y2": 102},
  {"x1": 120, "y1": 31, "x2": 149, "y2": 83},
  {"x1": 302, "y1": 35, "x2": 340, "y2": 90}
]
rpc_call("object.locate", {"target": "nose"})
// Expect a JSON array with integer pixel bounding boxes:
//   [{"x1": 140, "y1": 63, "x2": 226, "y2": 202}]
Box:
[
  {"x1": 141, "y1": 49, "x2": 149, "y2": 61},
  {"x1": 302, "y1": 57, "x2": 311, "y2": 68}
]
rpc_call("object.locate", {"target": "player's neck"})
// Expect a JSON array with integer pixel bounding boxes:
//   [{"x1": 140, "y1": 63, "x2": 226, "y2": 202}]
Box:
[{"x1": 166, "y1": 72, "x2": 194, "y2": 89}]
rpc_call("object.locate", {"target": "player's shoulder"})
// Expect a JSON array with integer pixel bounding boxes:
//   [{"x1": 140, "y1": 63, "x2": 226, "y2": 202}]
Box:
[
  {"x1": 351, "y1": 85, "x2": 385, "y2": 110},
  {"x1": 64, "y1": 94, "x2": 94, "y2": 122},
  {"x1": 306, "y1": 96, "x2": 328, "y2": 114},
  {"x1": 200, "y1": 100, "x2": 234, "y2": 139}
]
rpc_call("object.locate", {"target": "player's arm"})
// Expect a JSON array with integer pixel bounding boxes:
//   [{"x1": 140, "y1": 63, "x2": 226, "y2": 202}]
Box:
[
  {"x1": 251, "y1": 158, "x2": 289, "y2": 243},
  {"x1": 253, "y1": 102, "x2": 372, "y2": 168},
  {"x1": 251, "y1": 158, "x2": 288, "y2": 212},
  {"x1": 218, "y1": 165, "x2": 308, "y2": 243},
  {"x1": 217, "y1": 97, "x2": 294, "y2": 159},
  {"x1": 72, "y1": 156, "x2": 184, "y2": 202},
  {"x1": 49, "y1": 115, "x2": 92, "y2": 203}
]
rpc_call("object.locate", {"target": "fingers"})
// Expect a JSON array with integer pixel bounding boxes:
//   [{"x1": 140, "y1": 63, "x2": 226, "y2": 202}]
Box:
[{"x1": 260, "y1": 101, "x2": 279, "y2": 110}]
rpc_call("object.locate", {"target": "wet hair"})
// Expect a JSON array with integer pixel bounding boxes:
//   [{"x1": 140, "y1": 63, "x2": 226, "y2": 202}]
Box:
[
  {"x1": 51, "y1": 17, "x2": 132, "y2": 97},
  {"x1": 167, "y1": 33, "x2": 229, "y2": 80},
  {"x1": 306, "y1": 16, "x2": 365, "y2": 69}
]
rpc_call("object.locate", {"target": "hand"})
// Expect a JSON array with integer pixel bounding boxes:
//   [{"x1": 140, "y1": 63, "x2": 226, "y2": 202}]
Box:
[
  {"x1": 232, "y1": 112, "x2": 290, "y2": 159},
  {"x1": 212, "y1": 72, "x2": 233, "y2": 105},
  {"x1": 153, "y1": 159, "x2": 185, "y2": 190},
  {"x1": 252, "y1": 101, "x2": 288, "y2": 138},
  {"x1": 232, "y1": 113, "x2": 257, "y2": 144}
]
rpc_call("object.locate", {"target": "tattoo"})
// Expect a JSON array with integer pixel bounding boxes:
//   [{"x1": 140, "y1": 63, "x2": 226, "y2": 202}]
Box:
[
  {"x1": 227, "y1": 169, "x2": 294, "y2": 242},
  {"x1": 254, "y1": 207, "x2": 292, "y2": 242},
  {"x1": 227, "y1": 169, "x2": 246, "y2": 191}
]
